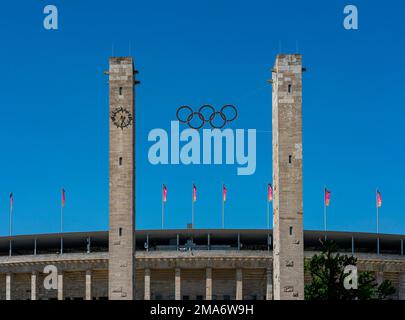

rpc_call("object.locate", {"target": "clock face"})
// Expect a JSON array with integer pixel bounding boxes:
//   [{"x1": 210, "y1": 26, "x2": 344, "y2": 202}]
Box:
[{"x1": 110, "y1": 107, "x2": 133, "y2": 129}]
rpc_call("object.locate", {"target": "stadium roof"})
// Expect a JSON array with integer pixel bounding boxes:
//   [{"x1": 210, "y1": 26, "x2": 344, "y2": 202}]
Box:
[{"x1": 0, "y1": 229, "x2": 404, "y2": 256}]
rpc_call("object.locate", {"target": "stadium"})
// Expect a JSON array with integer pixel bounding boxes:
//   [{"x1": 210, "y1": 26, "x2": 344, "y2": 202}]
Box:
[
  {"x1": 1, "y1": 54, "x2": 404, "y2": 301},
  {"x1": 0, "y1": 229, "x2": 404, "y2": 300}
]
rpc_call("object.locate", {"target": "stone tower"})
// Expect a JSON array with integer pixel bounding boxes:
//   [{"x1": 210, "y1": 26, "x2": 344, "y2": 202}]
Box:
[
  {"x1": 107, "y1": 57, "x2": 137, "y2": 300},
  {"x1": 271, "y1": 54, "x2": 304, "y2": 300}
]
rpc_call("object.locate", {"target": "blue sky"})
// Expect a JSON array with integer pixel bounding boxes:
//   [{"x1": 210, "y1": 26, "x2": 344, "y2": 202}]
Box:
[{"x1": 0, "y1": 0, "x2": 404, "y2": 236}]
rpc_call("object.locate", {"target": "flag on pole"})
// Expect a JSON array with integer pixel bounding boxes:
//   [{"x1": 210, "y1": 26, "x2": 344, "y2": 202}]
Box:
[
  {"x1": 192, "y1": 184, "x2": 197, "y2": 202},
  {"x1": 267, "y1": 184, "x2": 273, "y2": 202},
  {"x1": 223, "y1": 184, "x2": 227, "y2": 202},
  {"x1": 162, "y1": 184, "x2": 167, "y2": 203},
  {"x1": 61, "y1": 188, "x2": 66, "y2": 207},
  {"x1": 324, "y1": 188, "x2": 331, "y2": 206},
  {"x1": 10, "y1": 192, "x2": 13, "y2": 210},
  {"x1": 377, "y1": 190, "x2": 382, "y2": 208}
]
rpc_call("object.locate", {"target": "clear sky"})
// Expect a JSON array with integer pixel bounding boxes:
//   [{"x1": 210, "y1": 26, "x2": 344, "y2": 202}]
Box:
[{"x1": 0, "y1": 0, "x2": 404, "y2": 236}]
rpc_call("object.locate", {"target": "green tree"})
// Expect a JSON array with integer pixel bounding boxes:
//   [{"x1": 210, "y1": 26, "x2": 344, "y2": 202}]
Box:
[{"x1": 305, "y1": 239, "x2": 395, "y2": 300}]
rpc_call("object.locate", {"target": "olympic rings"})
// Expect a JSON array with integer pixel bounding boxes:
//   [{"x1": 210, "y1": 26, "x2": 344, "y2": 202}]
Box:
[{"x1": 176, "y1": 104, "x2": 237, "y2": 129}]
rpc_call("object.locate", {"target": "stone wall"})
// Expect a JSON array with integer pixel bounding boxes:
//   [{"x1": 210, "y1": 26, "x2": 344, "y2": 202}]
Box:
[
  {"x1": 0, "y1": 274, "x2": 5, "y2": 300},
  {"x1": 212, "y1": 269, "x2": 236, "y2": 300},
  {"x1": 135, "y1": 269, "x2": 144, "y2": 300},
  {"x1": 1, "y1": 250, "x2": 405, "y2": 300},
  {"x1": 181, "y1": 269, "x2": 205, "y2": 300},
  {"x1": 150, "y1": 269, "x2": 175, "y2": 300},
  {"x1": 64, "y1": 271, "x2": 86, "y2": 300},
  {"x1": 108, "y1": 57, "x2": 136, "y2": 300},
  {"x1": 11, "y1": 273, "x2": 30, "y2": 300},
  {"x1": 272, "y1": 54, "x2": 304, "y2": 300}
]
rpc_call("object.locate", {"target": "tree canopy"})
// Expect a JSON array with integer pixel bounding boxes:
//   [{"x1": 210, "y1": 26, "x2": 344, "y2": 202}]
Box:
[{"x1": 305, "y1": 239, "x2": 396, "y2": 300}]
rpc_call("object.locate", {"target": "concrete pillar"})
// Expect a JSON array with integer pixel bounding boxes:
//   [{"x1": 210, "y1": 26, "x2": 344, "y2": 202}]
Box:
[
  {"x1": 108, "y1": 57, "x2": 136, "y2": 300},
  {"x1": 57, "y1": 272, "x2": 64, "y2": 300},
  {"x1": 399, "y1": 273, "x2": 405, "y2": 300},
  {"x1": 266, "y1": 267, "x2": 273, "y2": 300},
  {"x1": 144, "y1": 268, "x2": 151, "y2": 300},
  {"x1": 85, "y1": 270, "x2": 92, "y2": 300},
  {"x1": 376, "y1": 271, "x2": 384, "y2": 286},
  {"x1": 6, "y1": 273, "x2": 11, "y2": 300},
  {"x1": 175, "y1": 268, "x2": 181, "y2": 300},
  {"x1": 236, "y1": 268, "x2": 243, "y2": 300},
  {"x1": 351, "y1": 236, "x2": 355, "y2": 255},
  {"x1": 31, "y1": 272, "x2": 37, "y2": 300},
  {"x1": 206, "y1": 268, "x2": 212, "y2": 300},
  {"x1": 272, "y1": 54, "x2": 304, "y2": 300}
]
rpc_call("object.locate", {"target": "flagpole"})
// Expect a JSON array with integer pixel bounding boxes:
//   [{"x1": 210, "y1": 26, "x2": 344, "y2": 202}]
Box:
[
  {"x1": 267, "y1": 190, "x2": 270, "y2": 230},
  {"x1": 376, "y1": 188, "x2": 380, "y2": 255},
  {"x1": 222, "y1": 198, "x2": 224, "y2": 229},
  {"x1": 376, "y1": 203, "x2": 379, "y2": 234},
  {"x1": 376, "y1": 189, "x2": 379, "y2": 234},
  {"x1": 60, "y1": 198, "x2": 63, "y2": 254},
  {"x1": 9, "y1": 202, "x2": 12, "y2": 237},
  {"x1": 191, "y1": 182, "x2": 194, "y2": 228},
  {"x1": 222, "y1": 183, "x2": 225, "y2": 229},
  {"x1": 324, "y1": 185, "x2": 327, "y2": 232},
  {"x1": 9, "y1": 197, "x2": 12, "y2": 256},
  {"x1": 61, "y1": 203, "x2": 63, "y2": 234},
  {"x1": 162, "y1": 197, "x2": 164, "y2": 229}
]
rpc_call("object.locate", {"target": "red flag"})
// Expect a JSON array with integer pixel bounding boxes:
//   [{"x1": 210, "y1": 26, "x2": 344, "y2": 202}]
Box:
[
  {"x1": 324, "y1": 188, "x2": 331, "y2": 206},
  {"x1": 377, "y1": 190, "x2": 382, "y2": 208},
  {"x1": 162, "y1": 184, "x2": 167, "y2": 203},
  {"x1": 61, "y1": 188, "x2": 66, "y2": 207},
  {"x1": 223, "y1": 184, "x2": 227, "y2": 202},
  {"x1": 10, "y1": 192, "x2": 13, "y2": 210},
  {"x1": 267, "y1": 184, "x2": 273, "y2": 202},
  {"x1": 192, "y1": 184, "x2": 197, "y2": 202}
]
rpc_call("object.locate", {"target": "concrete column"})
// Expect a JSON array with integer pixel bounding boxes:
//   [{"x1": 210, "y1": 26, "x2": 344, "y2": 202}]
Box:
[
  {"x1": 399, "y1": 273, "x2": 405, "y2": 300},
  {"x1": 236, "y1": 268, "x2": 243, "y2": 300},
  {"x1": 351, "y1": 236, "x2": 355, "y2": 255},
  {"x1": 144, "y1": 268, "x2": 151, "y2": 300},
  {"x1": 175, "y1": 268, "x2": 181, "y2": 300},
  {"x1": 57, "y1": 272, "x2": 64, "y2": 300},
  {"x1": 376, "y1": 271, "x2": 384, "y2": 286},
  {"x1": 85, "y1": 270, "x2": 92, "y2": 300},
  {"x1": 205, "y1": 268, "x2": 212, "y2": 300},
  {"x1": 266, "y1": 267, "x2": 273, "y2": 300},
  {"x1": 31, "y1": 272, "x2": 37, "y2": 300},
  {"x1": 6, "y1": 273, "x2": 11, "y2": 300}
]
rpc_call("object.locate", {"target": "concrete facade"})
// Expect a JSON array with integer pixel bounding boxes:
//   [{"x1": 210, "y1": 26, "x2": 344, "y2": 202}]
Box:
[
  {"x1": 108, "y1": 57, "x2": 137, "y2": 300},
  {"x1": 272, "y1": 54, "x2": 304, "y2": 299},
  {"x1": 1, "y1": 249, "x2": 405, "y2": 300}
]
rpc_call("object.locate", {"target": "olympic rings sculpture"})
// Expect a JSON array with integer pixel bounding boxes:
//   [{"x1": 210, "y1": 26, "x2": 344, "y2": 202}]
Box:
[{"x1": 176, "y1": 104, "x2": 238, "y2": 129}]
